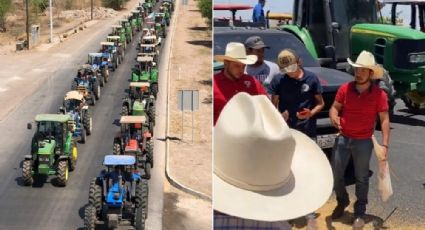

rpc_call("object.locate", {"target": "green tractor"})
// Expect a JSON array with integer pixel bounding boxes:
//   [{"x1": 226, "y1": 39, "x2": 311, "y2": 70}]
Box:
[
  {"x1": 132, "y1": 56, "x2": 159, "y2": 97},
  {"x1": 280, "y1": 0, "x2": 425, "y2": 112},
  {"x1": 120, "y1": 19, "x2": 133, "y2": 44},
  {"x1": 23, "y1": 114, "x2": 78, "y2": 186},
  {"x1": 131, "y1": 10, "x2": 143, "y2": 31},
  {"x1": 110, "y1": 25, "x2": 127, "y2": 48},
  {"x1": 121, "y1": 82, "x2": 156, "y2": 129},
  {"x1": 142, "y1": 0, "x2": 154, "y2": 14}
]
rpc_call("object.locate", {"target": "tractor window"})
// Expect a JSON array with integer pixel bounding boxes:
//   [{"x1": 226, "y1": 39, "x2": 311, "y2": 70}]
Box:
[
  {"x1": 332, "y1": 0, "x2": 377, "y2": 26},
  {"x1": 307, "y1": 0, "x2": 327, "y2": 57},
  {"x1": 37, "y1": 121, "x2": 52, "y2": 134}
]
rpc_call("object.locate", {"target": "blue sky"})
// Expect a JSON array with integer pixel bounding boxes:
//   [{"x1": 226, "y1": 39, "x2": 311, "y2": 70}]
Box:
[{"x1": 214, "y1": 0, "x2": 414, "y2": 27}]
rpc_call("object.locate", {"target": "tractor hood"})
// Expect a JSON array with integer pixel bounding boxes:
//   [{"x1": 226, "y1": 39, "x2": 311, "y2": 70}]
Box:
[
  {"x1": 132, "y1": 100, "x2": 146, "y2": 115},
  {"x1": 352, "y1": 24, "x2": 425, "y2": 40},
  {"x1": 304, "y1": 67, "x2": 352, "y2": 92},
  {"x1": 37, "y1": 140, "x2": 56, "y2": 155}
]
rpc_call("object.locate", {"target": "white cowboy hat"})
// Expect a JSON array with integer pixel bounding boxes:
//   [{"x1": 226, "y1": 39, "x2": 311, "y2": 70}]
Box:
[
  {"x1": 347, "y1": 51, "x2": 384, "y2": 79},
  {"x1": 214, "y1": 92, "x2": 333, "y2": 221},
  {"x1": 214, "y1": 42, "x2": 257, "y2": 65}
]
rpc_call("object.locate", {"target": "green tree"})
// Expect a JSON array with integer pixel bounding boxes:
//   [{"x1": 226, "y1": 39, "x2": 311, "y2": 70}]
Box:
[
  {"x1": 0, "y1": 0, "x2": 12, "y2": 32},
  {"x1": 197, "y1": 0, "x2": 211, "y2": 25}
]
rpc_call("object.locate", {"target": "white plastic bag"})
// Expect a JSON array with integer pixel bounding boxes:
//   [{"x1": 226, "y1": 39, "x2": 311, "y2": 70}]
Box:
[{"x1": 378, "y1": 160, "x2": 393, "y2": 202}]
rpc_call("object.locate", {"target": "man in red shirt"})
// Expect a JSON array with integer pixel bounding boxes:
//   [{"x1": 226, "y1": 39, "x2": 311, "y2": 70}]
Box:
[
  {"x1": 214, "y1": 42, "x2": 267, "y2": 125},
  {"x1": 329, "y1": 51, "x2": 390, "y2": 228}
]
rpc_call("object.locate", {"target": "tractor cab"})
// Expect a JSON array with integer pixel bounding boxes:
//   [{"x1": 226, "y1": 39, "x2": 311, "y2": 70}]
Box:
[
  {"x1": 23, "y1": 114, "x2": 77, "y2": 186},
  {"x1": 111, "y1": 25, "x2": 127, "y2": 46},
  {"x1": 131, "y1": 10, "x2": 142, "y2": 30},
  {"x1": 88, "y1": 53, "x2": 103, "y2": 68},
  {"x1": 383, "y1": 0, "x2": 425, "y2": 31},
  {"x1": 283, "y1": 0, "x2": 425, "y2": 112},
  {"x1": 100, "y1": 42, "x2": 119, "y2": 71},
  {"x1": 162, "y1": 0, "x2": 174, "y2": 13},
  {"x1": 132, "y1": 56, "x2": 155, "y2": 82},
  {"x1": 120, "y1": 19, "x2": 133, "y2": 43}
]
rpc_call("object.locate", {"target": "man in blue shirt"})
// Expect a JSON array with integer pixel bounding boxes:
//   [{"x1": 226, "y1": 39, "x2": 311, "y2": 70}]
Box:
[
  {"x1": 270, "y1": 49, "x2": 325, "y2": 138},
  {"x1": 252, "y1": 0, "x2": 266, "y2": 24}
]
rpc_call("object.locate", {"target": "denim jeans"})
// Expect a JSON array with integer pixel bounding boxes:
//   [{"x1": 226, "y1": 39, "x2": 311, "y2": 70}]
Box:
[{"x1": 332, "y1": 135, "x2": 373, "y2": 217}]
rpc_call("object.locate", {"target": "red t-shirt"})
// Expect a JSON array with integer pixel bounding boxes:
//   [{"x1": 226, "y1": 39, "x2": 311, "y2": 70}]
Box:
[
  {"x1": 335, "y1": 82, "x2": 388, "y2": 139},
  {"x1": 214, "y1": 71, "x2": 267, "y2": 125}
]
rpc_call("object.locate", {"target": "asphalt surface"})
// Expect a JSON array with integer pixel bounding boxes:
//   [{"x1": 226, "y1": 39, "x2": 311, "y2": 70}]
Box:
[
  {"x1": 0, "y1": 13, "x2": 167, "y2": 230},
  {"x1": 344, "y1": 99, "x2": 425, "y2": 226}
]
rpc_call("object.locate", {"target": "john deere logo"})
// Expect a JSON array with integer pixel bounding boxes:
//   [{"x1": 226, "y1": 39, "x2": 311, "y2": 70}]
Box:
[{"x1": 301, "y1": 83, "x2": 310, "y2": 93}]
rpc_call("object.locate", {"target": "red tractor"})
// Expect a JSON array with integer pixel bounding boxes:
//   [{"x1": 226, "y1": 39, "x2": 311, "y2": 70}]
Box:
[{"x1": 113, "y1": 116, "x2": 153, "y2": 179}]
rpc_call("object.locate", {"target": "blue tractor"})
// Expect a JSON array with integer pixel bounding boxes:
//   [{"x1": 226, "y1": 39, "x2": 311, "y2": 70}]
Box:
[
  {"x1": 84, "y1": 155, "x2": 148, "y2": 230},
  {"x1": 60, "y1": 91, "x2": 92, "y2": 144},
  {"x1": 100, "y1": 42, "x2": 119, "y2": 72},
  {"x1": 88, "y1": 53, "x2": 109, "y2": 86},
  {"x1": 71, "y1": 64, "x2": 100, "y2": 105}
]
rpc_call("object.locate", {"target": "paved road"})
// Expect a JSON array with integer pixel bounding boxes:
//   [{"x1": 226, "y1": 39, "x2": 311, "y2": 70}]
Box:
[{"x1": 0, "y1": 8, "x2": 167, "y2": 230}]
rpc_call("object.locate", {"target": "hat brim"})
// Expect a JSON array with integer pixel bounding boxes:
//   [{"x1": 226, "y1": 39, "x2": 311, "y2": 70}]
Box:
[
  {"x1": 347, "y1": 58, "x2": 384, "y2": 80},
  {"x1": 213, "y1": 129, "x2": 333, "y2": 222},
  {"x1": 214, "y1": 55, "x2": 257, "y2": 65}
]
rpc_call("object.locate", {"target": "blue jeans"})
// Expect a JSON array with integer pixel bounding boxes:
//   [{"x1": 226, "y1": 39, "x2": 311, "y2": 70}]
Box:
[{"x1": 332, "y1": 135, "x2": 373, "y2": 217}]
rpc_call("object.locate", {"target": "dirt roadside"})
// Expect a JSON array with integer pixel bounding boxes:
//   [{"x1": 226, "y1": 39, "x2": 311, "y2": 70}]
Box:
[{"x1": 163, "y1": 0, "x2": 212, "y2": 229}]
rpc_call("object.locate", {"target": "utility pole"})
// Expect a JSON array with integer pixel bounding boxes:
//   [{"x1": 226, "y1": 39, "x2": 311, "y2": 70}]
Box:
[
  {"x1": 25, "y1": 0, "x2": 29, "y2": 49},
  {"x1": 49, "y1": 0, "x2": 53, "y2": 43},
  {"x1": 91, "y1": 0, "x2": 93, "y2": 20}
]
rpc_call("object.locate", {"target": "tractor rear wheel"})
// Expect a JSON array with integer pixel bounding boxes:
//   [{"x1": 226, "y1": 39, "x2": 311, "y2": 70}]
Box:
[
  {"x1": 83, "y1": 111, "x2": 92, "y2": 136},
  {"x1": 135, "y1": 179, "x2": 149, "y2": 215},
  {"x1": 121, "y1": 105, "x2": 129, "y2": 116},
  {"x1": 147, "y1": 105, "x2": 155, "y2": 126},
  {"x1": 113, "y1": 143, "x2": 121, "y2": 155},
  {"x1": 151, "y1": 84, "x2": 158, "y2": 98},
  {"x1": 146, "y1": 139, "x2": 154, "y2": 167},
  {"x1": 88, "y1": 178, "x2": 103, "y2": 215},
  {"x1": 93, "y1": 81, "x2": 100, "y2": 100},
  {"x1": 57, "y1": 160, "x2": 69, "y2": 186},
  {"x1": 134, "y1": 207, "x2": 145, "y2": 230},
  {"x1": 22, "y1": 160, "x2": 33, "y2": 186},
  {"x1": 84, "y1": 204, "x2": 97, "y2": 230}
]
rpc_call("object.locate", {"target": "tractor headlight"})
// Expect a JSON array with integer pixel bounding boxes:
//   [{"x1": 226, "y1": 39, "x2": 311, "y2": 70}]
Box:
[{"x1": 409, "y1": 53, "x2": 425, "y2": 63}]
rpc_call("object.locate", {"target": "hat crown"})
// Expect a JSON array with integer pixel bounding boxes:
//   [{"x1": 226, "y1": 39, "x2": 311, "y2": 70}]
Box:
[
  {"x1": 355, "y1": 51, "x2": 377, "y2": 66},
  {"x1": 225, "y1": 42, "x2": 249, "y2": 59},
  {"x1": 214, "y1": 93, "x2": 295, "y2": 192},
  {"x1": 278, "y1": 50, "x2": 297, "y2": 68}
]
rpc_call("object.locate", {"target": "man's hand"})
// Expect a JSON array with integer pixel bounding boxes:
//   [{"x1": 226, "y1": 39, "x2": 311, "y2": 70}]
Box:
[
  {"x1": 380, "y1": 145, "x2": 389, "y2": 161},
  {"x1": 282, "y1": 110, "x2": 289, "y2": 121},
  {"x1": 331, "y1": 116, "x2": 341, "y2": 130},
  {"x1": 296, "y1": 108, "x2": 312, "y2": 120}
]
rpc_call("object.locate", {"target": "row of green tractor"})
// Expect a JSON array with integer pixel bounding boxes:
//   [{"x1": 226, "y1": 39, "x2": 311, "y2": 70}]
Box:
[{"x1": 272, "y1": 0, "x2": 425, "y2": 113}]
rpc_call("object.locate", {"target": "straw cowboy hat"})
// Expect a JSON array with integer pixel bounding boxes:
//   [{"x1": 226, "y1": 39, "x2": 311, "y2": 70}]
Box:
[
  {"x1": 214, "y1": 42, "x2": 257, "y2": 65},
  {"x1": 347, "y1": 51, "x2": 384, "y2": 79},
  {"x1": 214, "y1": 92, "x2": 333, "y2": 221}
]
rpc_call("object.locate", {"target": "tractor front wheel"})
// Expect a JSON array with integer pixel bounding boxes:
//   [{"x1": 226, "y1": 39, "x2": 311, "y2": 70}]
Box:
[
  {"x1": 151, "y1": 83, "x2": 158, "y2": 98},
  {"x1": 90, "y1": 94, "x2": 96, "y2": 106},
  {"x1": 57, "y1": 161, "x2": 69, "y2": 186},
  {"x1": 22, "y1": 160, "x2": 33, "y2": 186},
  {"x1": 80, "y1": 127, "x2": 86, "y2": 144},
  {"x1": 93, "y1": 81, "x2": 100, "y2": 100},
  {"x1": 147, "y1": 105, "x2": 156, "y2": 126},
  {"x1": 121, "y1": 105, "x2": 129, "y2": 116},
  {"x1": 84, "y1": 204, "x2": 97, "y2": 230},
  {"x1": 113, "y1": 143, "x2": 121, "y2": 155}
]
